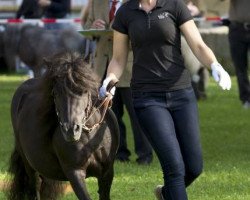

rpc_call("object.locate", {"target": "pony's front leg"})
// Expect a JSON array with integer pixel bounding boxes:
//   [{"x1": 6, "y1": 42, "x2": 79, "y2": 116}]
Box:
[
  {"x1": 65, "y1": 170, "x2": 91, "y2": 200},
  {"x1": 98, "y1": 166, "x2": 114, "y2": 200}
]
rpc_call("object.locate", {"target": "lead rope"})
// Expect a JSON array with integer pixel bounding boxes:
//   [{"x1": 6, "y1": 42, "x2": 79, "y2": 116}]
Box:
[{"x1": 82, "y1": 93, "x2": 113, "y2": 133}]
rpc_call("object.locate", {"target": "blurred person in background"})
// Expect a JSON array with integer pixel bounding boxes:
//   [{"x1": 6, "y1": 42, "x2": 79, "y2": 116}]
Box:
[
  {"x1": 79, "y1": 0, "x2": 95, "y2": 66},
  {"x1": 184, "y1": 0, "x2": 206, "y2": 17},
  {"x1": 80, "y1": 0, "x2": 92, "y2": 26},
  {"x1": 38, "y1": 0, "x2": 71, "y2": 29},
  {"x1": 16, "y1": 0, "x2": 44, "y2": 19},
  {"x1": 84, "y1": 0, "x2": 153, "y2": 164},
  {"x1": 221, "y1": 0, "x2": 250, "y2": 108}
]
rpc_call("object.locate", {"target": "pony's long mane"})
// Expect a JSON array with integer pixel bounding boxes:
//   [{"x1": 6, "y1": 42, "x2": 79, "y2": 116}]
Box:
[{"x1": 38, "y1": 52, "x2": 99, "y2": 121}]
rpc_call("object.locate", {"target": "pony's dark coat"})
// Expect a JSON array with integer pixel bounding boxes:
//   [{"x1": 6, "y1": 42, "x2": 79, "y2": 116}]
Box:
[{"x1": 7, "y1": 52, "x2": 119, "y2": 200}]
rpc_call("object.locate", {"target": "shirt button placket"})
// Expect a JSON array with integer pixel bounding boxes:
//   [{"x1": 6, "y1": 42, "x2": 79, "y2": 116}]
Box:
[{"x1": 147, "y1": 11, "x2": 152, "y2": 29}]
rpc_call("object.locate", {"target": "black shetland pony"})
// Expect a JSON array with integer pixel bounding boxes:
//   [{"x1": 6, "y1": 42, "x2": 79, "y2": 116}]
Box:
[{"x1": 8, "y1": 52, "x2": 119, "y2": 200}]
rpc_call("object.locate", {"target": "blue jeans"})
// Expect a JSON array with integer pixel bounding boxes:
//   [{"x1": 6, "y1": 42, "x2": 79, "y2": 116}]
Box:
[
  {"x1": 132, "y1": 87, "x2": 203, "y2": 200},
  {"x1": 112, "y1": 87, "x2": 153, "y2": 161}
]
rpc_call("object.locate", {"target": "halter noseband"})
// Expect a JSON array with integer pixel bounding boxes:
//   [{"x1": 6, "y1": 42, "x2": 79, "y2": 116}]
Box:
[{"x1": 53, "y1": 91, "x2": 113, "y2": 134}]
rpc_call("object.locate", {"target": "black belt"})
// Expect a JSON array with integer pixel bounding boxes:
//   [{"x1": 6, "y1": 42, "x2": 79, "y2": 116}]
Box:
[{"x1": 230, "y1": 21, "x2": 250, "y2": 30}]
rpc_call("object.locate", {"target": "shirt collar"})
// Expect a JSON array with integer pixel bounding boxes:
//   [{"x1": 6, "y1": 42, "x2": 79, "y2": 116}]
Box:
[{"x1": 129, "y1": 0, "x2": 166, "y2": 10}]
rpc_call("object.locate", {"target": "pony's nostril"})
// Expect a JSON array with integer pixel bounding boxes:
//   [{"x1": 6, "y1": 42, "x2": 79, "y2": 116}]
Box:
[{"x1": 73, "y1": 124, "x2": 80, "y2": 132}]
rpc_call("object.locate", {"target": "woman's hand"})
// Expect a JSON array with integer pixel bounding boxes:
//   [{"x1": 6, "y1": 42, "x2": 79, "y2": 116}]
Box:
[
  {"x1": 91, "y1": 19, "x2": 106, "y2": 29},
  {"x1": 211, "y1": 62, "x2": 231, "y2": 90},
  {"x1": 99, "y1": 76, "x2": 119, "y2": 98}
]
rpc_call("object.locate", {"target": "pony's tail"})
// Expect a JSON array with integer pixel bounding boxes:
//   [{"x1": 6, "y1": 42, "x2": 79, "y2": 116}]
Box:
[
  {"x1": 6, "y1": 147, "x2": 64, "y2": 200},
  {"x1": 6, "y1": 146, "x2": 29, "y2": 200}
]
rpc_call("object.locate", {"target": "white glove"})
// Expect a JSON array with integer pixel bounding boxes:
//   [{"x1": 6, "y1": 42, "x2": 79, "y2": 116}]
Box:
[
  {"x1": 99, "y1": 77, "x2": 116, "y2": 98},
  {"x1": 211, "y1": 62, "x2": 231, "y2": 90}
]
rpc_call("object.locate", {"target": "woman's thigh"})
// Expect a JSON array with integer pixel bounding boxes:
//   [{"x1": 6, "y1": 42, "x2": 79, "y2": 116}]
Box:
[
  {"x1": 134, "y1": 104, "x2": 184, "y2": 173},
  {"x1": 132, "y1": 88, "x2": 202, "y2": 172},
  {"x1": 170, "y1": 88, "x2": 203, "y2": 177}
]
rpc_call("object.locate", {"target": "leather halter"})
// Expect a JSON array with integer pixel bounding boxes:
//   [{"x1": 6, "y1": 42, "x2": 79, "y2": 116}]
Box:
[
  {"x1": 81, "y1": 93, "x2": 113, "y2": 133},
  {"x1": 54, "y1": 91, "x2": 113, "y2": 134}
]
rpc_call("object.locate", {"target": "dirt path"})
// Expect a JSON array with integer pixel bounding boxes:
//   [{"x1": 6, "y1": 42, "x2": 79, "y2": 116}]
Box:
[{"x1": 0, "y1": 181, "x2": 7, "y2": 191}]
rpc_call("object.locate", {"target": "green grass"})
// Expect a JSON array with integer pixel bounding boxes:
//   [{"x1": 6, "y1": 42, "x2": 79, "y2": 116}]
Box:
[{"x1": 0, "y1": 74, "x2": 250, "y2": 200}]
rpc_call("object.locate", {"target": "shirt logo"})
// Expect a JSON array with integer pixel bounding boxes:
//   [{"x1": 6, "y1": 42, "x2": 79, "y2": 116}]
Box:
[{"x1": 158, "y1": 12, "x2": 170, "y2": 19}]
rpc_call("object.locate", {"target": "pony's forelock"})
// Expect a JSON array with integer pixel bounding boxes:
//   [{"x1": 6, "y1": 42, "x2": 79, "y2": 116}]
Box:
[{"x1": 43, "y1": 52, "x2": 98, "y2": 96}]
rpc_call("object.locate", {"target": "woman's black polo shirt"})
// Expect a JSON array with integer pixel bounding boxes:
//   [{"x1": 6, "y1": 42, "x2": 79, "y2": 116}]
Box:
[{"x1": 112, "y1": 0, "x2": 193, "y2": 92}]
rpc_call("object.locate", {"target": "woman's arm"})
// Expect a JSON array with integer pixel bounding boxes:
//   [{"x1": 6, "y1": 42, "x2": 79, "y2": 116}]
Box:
[
  {"x1": 99, "y1": 30, "x2": 129, "y2": 97},
  {"x1": 106, "y1": 30, "x2": 129, "y2": 81},
  {"x1": 180, "y1": 20, "x2": 231, "y2": 90},
  {"x1": 180, "y1": 20, "x2": 217, "y2": 69}
]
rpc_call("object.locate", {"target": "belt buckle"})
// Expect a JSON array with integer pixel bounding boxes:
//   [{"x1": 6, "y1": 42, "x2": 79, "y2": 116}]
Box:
[{"x1": 243, "y1": 23, "x2": 250, "y2": 30}]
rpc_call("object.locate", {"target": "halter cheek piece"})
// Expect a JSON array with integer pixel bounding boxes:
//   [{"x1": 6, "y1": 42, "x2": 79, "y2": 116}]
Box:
[
  {"x1": 53, "y1": 91, "x2": 113, "y2": 134},
  {"x1": 81, "y1": 93, "x2": 113, "y2": 133}
]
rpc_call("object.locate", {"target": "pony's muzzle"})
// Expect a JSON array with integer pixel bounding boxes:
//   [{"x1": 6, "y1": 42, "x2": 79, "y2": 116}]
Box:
[
  {"x1": 73, "y1": 124, "x2": 81, "y2": 133},
  {"x1": 61, "y1": 123, "x2": 82, "y2": 142}
]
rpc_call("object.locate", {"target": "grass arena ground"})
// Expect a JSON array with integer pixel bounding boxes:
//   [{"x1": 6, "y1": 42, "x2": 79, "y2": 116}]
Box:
[{"x1": 0, "y1": 74, "x2": 250, "y2": 200}]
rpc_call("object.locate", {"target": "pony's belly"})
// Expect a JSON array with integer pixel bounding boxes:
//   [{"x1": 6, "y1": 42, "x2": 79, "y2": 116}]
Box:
[
  {"x1": 38, "y1": 170, "x2": 68, "y2": 181},
  {"x1": 24, "y1": 151, "x2": 68, "y2": 180},
  {"x1": 18, "y1": 129, "x2": 68, "y2": 180}
]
